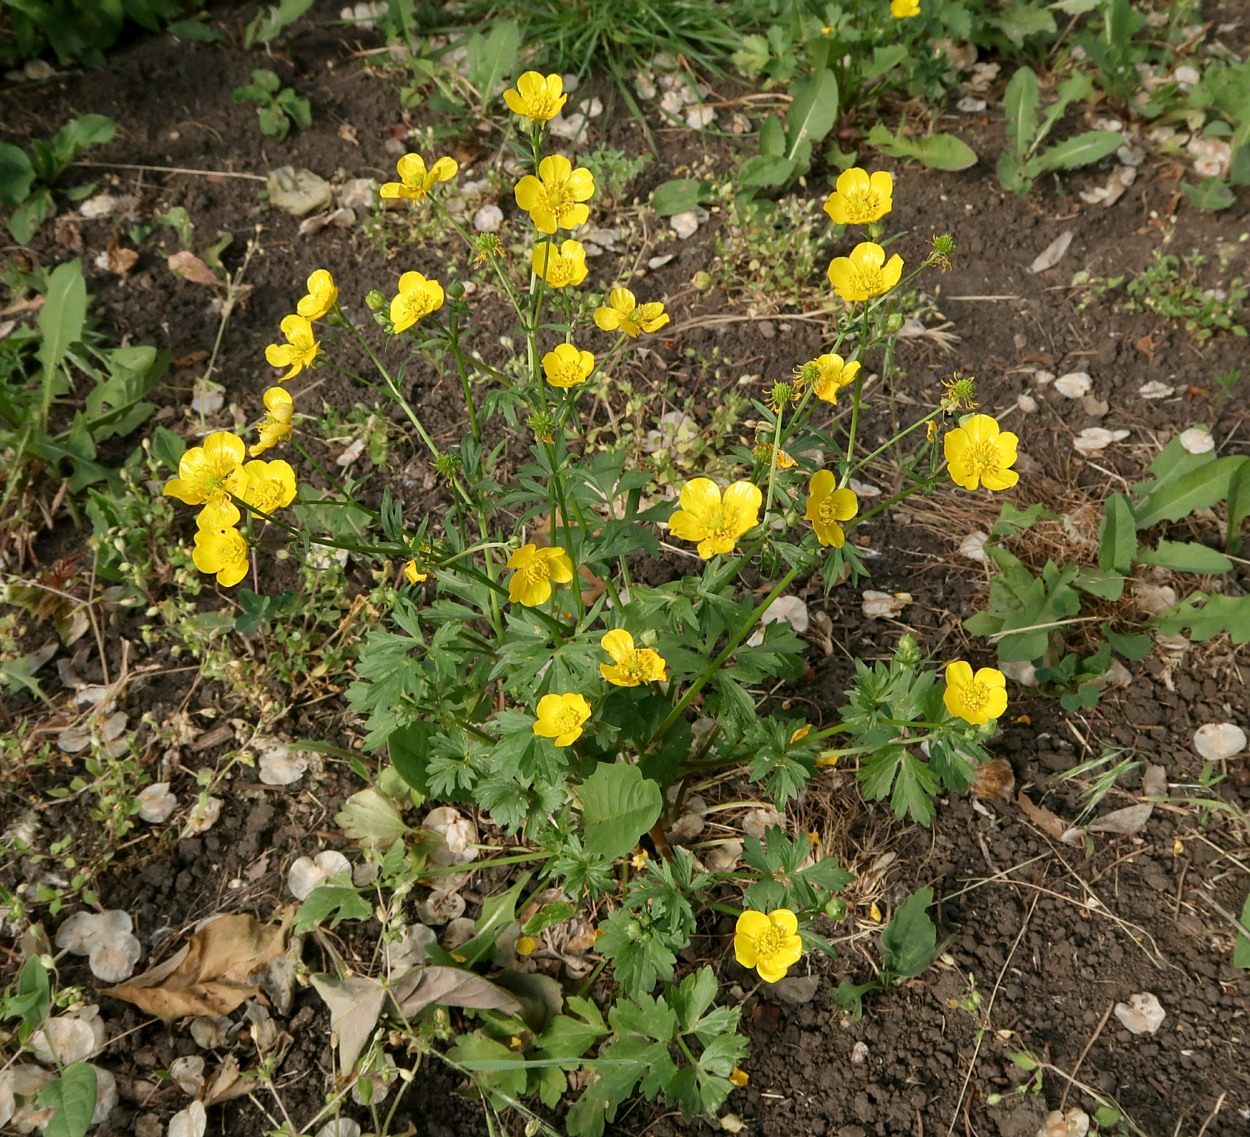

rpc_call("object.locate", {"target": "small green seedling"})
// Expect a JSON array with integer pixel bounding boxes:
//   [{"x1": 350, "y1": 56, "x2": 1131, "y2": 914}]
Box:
[
  {"x1": 0, "y1": 114, "x2": 116, "y2": 243},
  {"x1": 996, "y1": 67, "x2": 1123, "y2": 195},
  {"x1": 834, "y1": 886, "x2": 941, "y2": 1018},
  {"x1": 232, "y1": 69, "x2": 312, "y2": 139}
]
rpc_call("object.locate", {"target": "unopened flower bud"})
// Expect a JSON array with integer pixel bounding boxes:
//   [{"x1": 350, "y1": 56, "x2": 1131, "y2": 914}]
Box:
[
  {"x1": 896, "y1": 633, "x2": 920, "y2": 667},
  {"x1": 433, "y1": 452, "x2": 463, "y2": 480},
  {"x1": 365, "y1": 289, "x2": 387, "y2": 310},
  {"x1": 885, "y1": 312, "x2": 905, "y2": 333}
]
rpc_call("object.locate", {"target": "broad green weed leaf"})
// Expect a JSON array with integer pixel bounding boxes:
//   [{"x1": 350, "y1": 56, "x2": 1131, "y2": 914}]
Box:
[
  {"x1": 758, "y1": 113, "x2": 785, "y2": 157},
  {"x1": 1028, "y1": 130, "x2": 1123, "y2": 175},
  {"x1": 466, "y1": 21, "x2": 520, "y2": 109},
  {"x1": 52, "y1": 114, "x2": 116, "y2": 157},
  {"x1": 578, "y1": 762, "x2": 662, "y2": 861},
  {"x1": 993, "y1": 4, "x2": 1057, "y2": 46},
  {"x1": 784, "y1": 70, "x2": 838, "y2": 162},
  {"x1": 1073, "y1": 569, "x2": 1124, "y2": 601},
  {"x1": 245, "y1": 0, "x2": 315, "y2": 46},
  {"x1": 1098, "y1": 493, "x2": 1136, "y2": 573},
  {"x1": 737, "y1": 154, "x2": 796, "y2": 188},
  {"x1": 1135, "y1": 456, "x2": 1243, "y2": 529},
  {"x1": 1155, "y1": 592, "x2": 1250, "y2": 644},
  {"x1": 865, "y1": 124, "x2": 977, "y2": 170},
  {"x1": 0, "y1": 142, "x2": 35, "y2": 206},
  {"x1": 650, "y1": 179, "x2": 707, "y2": 217},
  {"x1": 1234, "y1": 892, "x2": 1250, "y2": 969},
  {"x1": 996, "y1": 151, "x2": 1028, "y2": 195},
  {"x1": 1137, "y1": 540, "x2": 1233, "y2": 574},
  {"x1": 881, "y1": 887, "x2": 937, "y2": 980},
  {"x1": 1002, "y1": 66, "x2": 1039, "y2": 151},
  {"x1": 902, "y1": 133, "x2": 978, "y2": 171},
  {"x1": 37, "y1": 259, "x2": 87, "y2": 381},
  {"x1": 36, "y1": 1063, "x2": 97, "y2": 1137},
  {"x1": 1225, "y1": 458, "x2": 1250, "y2": 551},
  {"x1": 1137, "y1": 435, "x2": 1214, "y2": 494},
  {"x1": 10, "y1": 189, "x2": 53, "y2": 245},
  {"x1": 1182, "y1": 178, "x2": 1236, "y2": 211},
  {"x1": 863, "y1": 43, "x2": 908, "y2": 81}
]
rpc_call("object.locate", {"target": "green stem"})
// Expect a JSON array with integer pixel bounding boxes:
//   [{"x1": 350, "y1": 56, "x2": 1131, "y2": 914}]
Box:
[
  {"x1": 840, "y1": 304, "x2": 871, "y2": 486},
  {"x1": 649, "y1": 565, "x2": 800, "y2": 746},
  {"x1": 848, "y1": 409, "x2": 942, "y2": 481},
  {"x1": 762, "y1": 401, "x2": 785, "y2": 525}
]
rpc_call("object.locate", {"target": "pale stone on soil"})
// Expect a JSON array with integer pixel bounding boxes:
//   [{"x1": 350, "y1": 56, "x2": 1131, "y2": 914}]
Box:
[
  {"x1": 287, "y1": 850, "x2": 351, "y2": 900},
  {"x1": 168, "y1": 1101, "x2": 207, "y2": 1137},
  {"x1": 1053, "y1": 371, "x2": 1092, "y2": 398},
  {"x1": 1193, "y1": 722, "x2": 1246, "y2": 761},
  {"x1": 1114, "y1": 991, "x2": 1165, "y2": 1035},
  {"x1": 1178, "y1": 426, "x2": 1215, "y2": 454},
  {"x1": 138, "y1": 782, "x2": 178, "y2": 823}
]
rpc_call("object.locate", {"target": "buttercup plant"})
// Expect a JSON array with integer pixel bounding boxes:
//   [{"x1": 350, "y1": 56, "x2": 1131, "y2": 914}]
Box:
[{"x1": 156, "y1": 69, "x2": 1024, "y2": 1131}]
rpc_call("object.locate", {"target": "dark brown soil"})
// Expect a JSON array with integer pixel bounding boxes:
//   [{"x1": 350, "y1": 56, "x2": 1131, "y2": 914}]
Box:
[{"x1": 2, "y1": 6, "x2": 1249, "y2": 1137}]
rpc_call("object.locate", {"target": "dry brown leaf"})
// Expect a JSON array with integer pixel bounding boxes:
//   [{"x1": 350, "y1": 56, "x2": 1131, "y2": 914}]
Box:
[
  {"x1": 106, "y1": 243, "x2": 139, "y2": 276},
  {"x1": 167, "y1": 251, "x2": 222, "y2": 289},
  {"x1": 103, "y1": 911, "x2": 291, "y2": 1021},
  {"x1": 1087, "y1": 803, "x2": 1153, "y2": 835},
  {"x1": 1016, "y1": 792, "x2": 1069, "y2": 840},
  {"x1": 199, "y1": 1054, "x2": 245, "y2": 1107},
  {"x1": 389, "y1": 965, "x2": 522, "y2": 1020}
]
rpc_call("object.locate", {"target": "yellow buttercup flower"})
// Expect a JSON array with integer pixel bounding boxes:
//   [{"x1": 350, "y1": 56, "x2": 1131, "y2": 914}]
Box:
[
  {"x1": 264, "y1": 314, "x2": 320, "y2": 381},
  {"x1": 403, "y1": 559, "x2": 427, "y2": 584},
  {"x1": 944, "y1": 414, "x2": 1019, "y2": 491},
  {"x1": 192, "y1": 525, "x2": 250, "y2": 587},
  {"x1": 507, "y1": 543, "x2": 575, "y2": 606},
  {"x1": 296, "y1": 268, "x2": 338, "y2": 320},
  {"x1": 514, "y1": 155, "x2": 594, "y2": 234},
  {"x1": 379, "y1": 153, "x2": 459, "y2": 203},
  {"x1": 668, "y1": 478, "x2": 762, "y2": 559},
  {"x1": 801, "y1": 352, "x2": 861, "y2": 403},
  {"x1": 164, "y1": 430, "x2": 248, "y2": 507},
  {"x1": 734, "y1": 909, "x2": 803, "y2": 983},
  {"x1": 599, "y1": 629, "x2": 667, "y2": 687},
  {"x1": 823, "y1": 168, "x2": 894, "y2": 226},
  {"x1": 390, "y1": 271, "x2": 445, "y2": 334},
  {"x1": 891, "y1": 0, "x2": 921, "y2": 17},
  {"x1": 593, "y1": 287, "x2": 670, "y2": 338},
  {"x1": 827, "y1": 241, "x2": 904, "y2": 303},
  {"x1": 943, "y1": 661, "x2": 1008, "y2": 725},
  {"x1": 532, "y1": 692, "x2": 591, "y2": 746},
  {"x1": 251, "y1": 386, "x2": 294, "y2": 457},
  {"x1": 504, "y1": 71, "x2": 568, "y2": 122},
  {"x1": 542, "y1": 342, "x2": 595, "y2": 389},
  {"x1": 240, "y1": 459, "x2": 297, "y2": 518},
  {"x1": 196, "y1": 496, "x2": 241, "y2": 531},
  {"x1": 804, "y1": 471, "x2": 858, "y2": 548},
  {"x1": 532, "y1": 239, "x2": 588, "y2": 288}
]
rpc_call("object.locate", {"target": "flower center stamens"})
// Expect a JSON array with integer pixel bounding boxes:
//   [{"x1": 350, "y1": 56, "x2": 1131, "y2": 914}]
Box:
[{"x1": 756, "y1": 926, "x2": 785, "y2": 957}]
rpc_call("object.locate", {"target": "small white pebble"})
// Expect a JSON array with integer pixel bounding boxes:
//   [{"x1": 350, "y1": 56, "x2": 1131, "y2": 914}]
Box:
[
  {"x1": 472, "y1": 204, "x2": 503, "y2": 233},
  {"x1": 1178, "y1": 426, "x2": 1214, "y2": 454}
]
